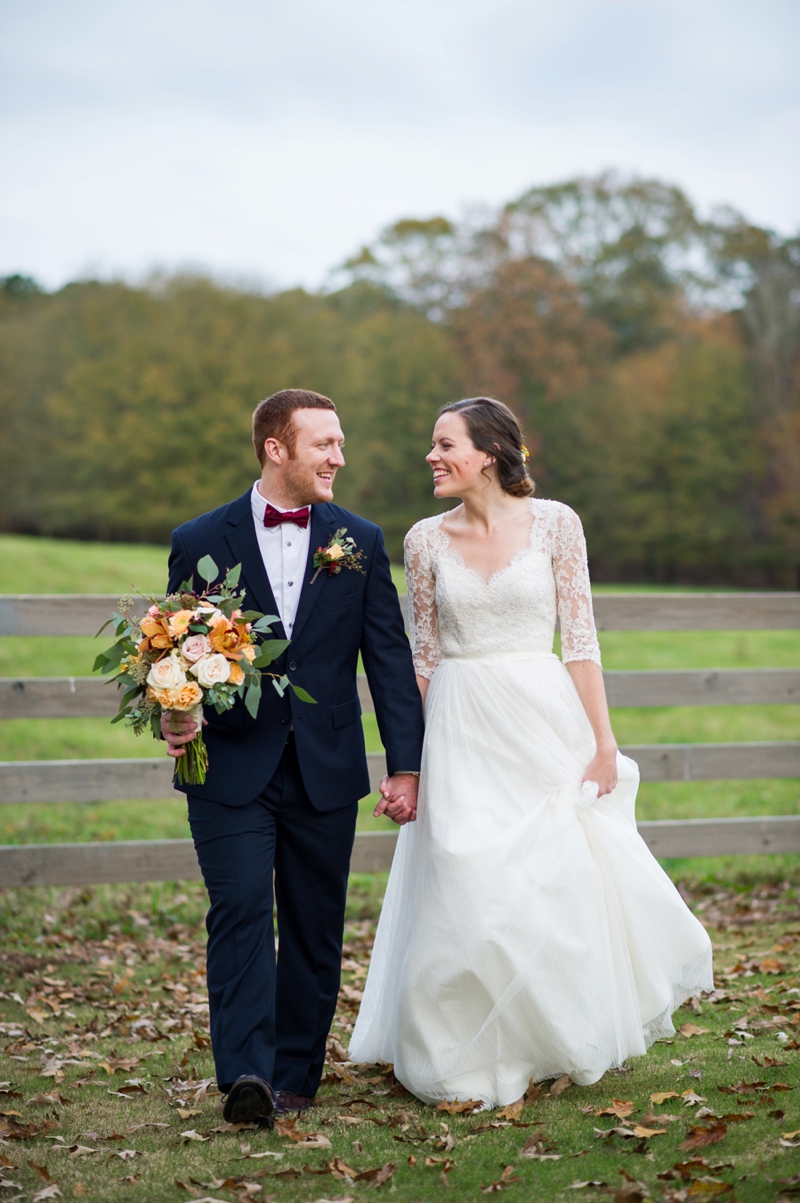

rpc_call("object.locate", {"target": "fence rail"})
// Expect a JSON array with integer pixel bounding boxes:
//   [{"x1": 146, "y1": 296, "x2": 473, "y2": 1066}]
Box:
[{"x1": 1, "y1": 592, "x2": 799, "y2": 884}]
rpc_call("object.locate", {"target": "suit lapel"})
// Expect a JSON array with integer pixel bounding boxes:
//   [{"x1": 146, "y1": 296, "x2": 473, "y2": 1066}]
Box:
[
  {"x1": 223, "y1": 493, "x2": 285, "y2": 636},
  {"x1": 289, "y1": 504, "x2": 338, "y2": 644}
]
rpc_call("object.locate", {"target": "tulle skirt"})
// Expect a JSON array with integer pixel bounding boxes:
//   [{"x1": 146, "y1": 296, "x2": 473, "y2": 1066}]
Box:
[{"x1": 348, "y1": 650, "x2": 713, "y2": 1107}]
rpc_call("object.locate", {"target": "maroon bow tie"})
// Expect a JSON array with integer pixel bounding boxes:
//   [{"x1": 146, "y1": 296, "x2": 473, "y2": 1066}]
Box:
[{"x1": 263, "y1": 503, "x2": 310, "y2": 529}]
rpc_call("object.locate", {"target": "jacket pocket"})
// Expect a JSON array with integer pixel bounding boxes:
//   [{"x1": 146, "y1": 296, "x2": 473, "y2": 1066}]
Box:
[
  {"x1": 324, "y1": 592, "x2": 361, "y2": 614},
  {"x1": 331, "y1": 697, "x2": 361, "y2": 729}
]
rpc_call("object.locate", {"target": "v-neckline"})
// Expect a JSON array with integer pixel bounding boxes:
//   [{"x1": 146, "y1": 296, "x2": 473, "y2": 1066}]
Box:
[{"x1": 437, "y1": 502, "x2": 539, "y2": 586}]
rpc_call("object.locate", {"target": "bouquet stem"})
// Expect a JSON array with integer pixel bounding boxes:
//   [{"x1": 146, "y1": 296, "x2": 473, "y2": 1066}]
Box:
[{"x1": 173, "y1": 731, "x2": 209, "y2": 786}]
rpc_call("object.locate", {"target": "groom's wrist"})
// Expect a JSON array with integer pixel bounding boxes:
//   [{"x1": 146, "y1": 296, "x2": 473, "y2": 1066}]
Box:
[{"x1": 393, "y1": 771, "x2": 420, "y2": 777}]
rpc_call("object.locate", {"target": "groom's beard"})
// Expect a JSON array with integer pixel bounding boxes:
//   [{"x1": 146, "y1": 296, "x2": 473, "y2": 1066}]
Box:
[{"x1": 281, "y1": 455, "x2": 338, "y2": 506}]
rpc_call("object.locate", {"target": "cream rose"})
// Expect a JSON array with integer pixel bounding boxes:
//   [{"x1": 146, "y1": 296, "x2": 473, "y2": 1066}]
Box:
[
  {"x1": 327, "y1": 543, "x2": 346, "y2": 561},
  {"x1": 192, "y1": 653, "x2": 231, "y2": 688},
  {"x1": 146, "y1": 653, "x2": 187, "y2": 691},
  {"x1": 182, "y1": 633, "x2": 211, "y2": 663}
]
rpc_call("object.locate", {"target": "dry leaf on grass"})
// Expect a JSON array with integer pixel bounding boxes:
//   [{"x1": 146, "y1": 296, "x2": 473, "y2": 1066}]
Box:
[
  {"x1": 496, "y1": 1098, "x2": 524, "y2": 1121},
  {"x1": 72, "y1": 1184, "x2": 88, "y2": 1197},
  {"x1": 437, "y1": 1098, "x2": 483, "y2": 1115},
  {"x1": 651, "y1": 1091, "x2": 680, "y2": 1105},
  {"x1": 567, "y1": 1183, "x2": 607, "y2": 1191},
  {"x1": 594, "y1": 1098, "x2": 634, "y2": 1119},
  {"x1": 32, "y1": 1187, "x2": 62, "y2": 1202},
  {"x1": 481, "y1": 1164, "x2": 520, "y2": 1193},
  {"x1": 679, "y1": 1122, "x2": 727, "y2": 1151},
  {"x1": 680, "y1": 1023, "x2": 710, "y2": 1038},
  {"x1": 177, "y1": 1107, "x2": 203, "y2": 1119},
  {"x1": 519, "y1": 1136, "x2": 560, "y2": 1161},
  {"x1": 681, "y1": 1090, "x2": 707, "y2": 1106},
  {"x1": 28, "y1": 1162, "x2": 55, "y2": 1183},
  {"x1": 524, "y1": 1078, "x2": 547, "y2": 1105},
  {"x1": 550, "y1": 1074, "x2": 572, "y2": 1097},
  {"x1": 179, "y1": 1129, "x2": 209, "y2": 1142}
]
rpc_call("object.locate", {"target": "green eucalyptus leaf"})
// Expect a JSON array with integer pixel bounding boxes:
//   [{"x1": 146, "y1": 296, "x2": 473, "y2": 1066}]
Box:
[
  {"x1": 92, "y1": 652, "x2": 109, "y2": 672},
  {"x1": 289, "y1": 684, "x2": 317, "y2": 704},
  {"x1": 225, "y1": 563, "x2": 242, "y2": 588},
  {"x1": 245, "y1": 681, "x2": 262, "y2": 719},
  {"x1": 272, "y1": 678, "x2": 286, "y2": 698},
  {"x1": 95, "y1": 617, "x2": 115, "y2": 638},
  {"x1": 252, "y1": 615, "x2": 280, "y2": 631},
  {"x1": 197, "y1": 554, "x2": 218, "y2": 584},
  {"x1": 252, "y1": 639, "x2": 290, "y2": 667},
  {"x1": 241, "y1": 610, "x2": 264, "y2": 621}
]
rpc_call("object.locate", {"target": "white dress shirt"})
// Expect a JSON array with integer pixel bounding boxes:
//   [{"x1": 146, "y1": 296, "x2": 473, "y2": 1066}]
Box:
[{"x1": 250, "y1": 482, "x2": 311, "y2": 636}]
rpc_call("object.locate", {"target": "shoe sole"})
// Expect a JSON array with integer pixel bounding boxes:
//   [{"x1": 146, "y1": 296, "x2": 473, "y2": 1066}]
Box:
[{"x1": 224, "y1": 1083, "x2": 275, "y2": 1125}]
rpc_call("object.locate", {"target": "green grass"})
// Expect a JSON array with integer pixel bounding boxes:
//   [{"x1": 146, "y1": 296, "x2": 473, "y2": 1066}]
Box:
[{"x1": 1, "y1": 875, "x2": 800, "y2": 1202}]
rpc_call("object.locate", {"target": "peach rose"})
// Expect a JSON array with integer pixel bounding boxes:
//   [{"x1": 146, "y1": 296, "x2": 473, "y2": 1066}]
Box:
[
  {"x1": 172, "y1": 681, "x2": 204, "y2": 710},
  {"x1": 242, "y1": 644, "x2": 257, "y2": 663},
  {"x1": 228, "y1": 661, "x2": 245, "y2": 686},
  {"x1": 327, "y1": 542, "x2": 346, "y2": 561},
  {"x1": 192, "y1": 653, "x2": 231, "y2": 688},
  {"x1": 147, "y1": 684, "x2": 180, "y2": 708},
  {"x1": 146, "y1": 653, "x2": 187, "y2": 691},
  {"x1": 182, "y1": 633, "x2": 211, "y2": 662}
]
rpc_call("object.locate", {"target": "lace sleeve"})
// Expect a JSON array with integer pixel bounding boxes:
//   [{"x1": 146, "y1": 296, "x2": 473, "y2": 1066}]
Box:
[
  {"x1": 404, "y1": 523, "x2": 442, "y2": 679},
  {"x1": 552, "y1": 505, "x2": 602, "y2": 666}
]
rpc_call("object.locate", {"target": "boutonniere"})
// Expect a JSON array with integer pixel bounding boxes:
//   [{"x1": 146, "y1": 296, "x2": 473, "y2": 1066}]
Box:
[{"x1": 310, "y1": 527, "x2": 366, "y2": 585}]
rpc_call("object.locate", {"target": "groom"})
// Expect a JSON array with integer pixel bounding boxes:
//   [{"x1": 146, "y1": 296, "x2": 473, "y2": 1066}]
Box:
[{"x1": 162, "y1": 388, "x2": 423, "y2": 1124}]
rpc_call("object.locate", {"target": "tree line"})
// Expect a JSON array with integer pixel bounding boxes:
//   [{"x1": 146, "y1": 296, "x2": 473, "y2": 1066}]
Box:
[{"x1": 1, "y1": 172, "x2": 798, "y2": 584}]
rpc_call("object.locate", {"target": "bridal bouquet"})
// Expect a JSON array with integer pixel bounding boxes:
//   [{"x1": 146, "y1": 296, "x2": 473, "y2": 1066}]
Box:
[{"x1": 93, "y1": 555, "x2": 312, "y2": 785}]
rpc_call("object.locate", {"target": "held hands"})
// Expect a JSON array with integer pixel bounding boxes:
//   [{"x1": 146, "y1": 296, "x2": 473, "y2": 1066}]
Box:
[
  {"x1": 374, "y1": 773, "x2": 419, "y2": 825},
  {"x1": 582, "y1": 746, "x2": 618, "y2": 797},
  {"x1": 161, "y1": 710, "x2": 207, "y2": 760}
]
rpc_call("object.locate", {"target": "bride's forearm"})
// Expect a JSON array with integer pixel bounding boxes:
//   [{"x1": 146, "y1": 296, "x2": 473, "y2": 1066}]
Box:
[
  {"x1": 566, "y1": 660, "x2": 617, "y2": 754},
  {"x1": 416, "y1": 674, "x2": 430, "y2": 706}
]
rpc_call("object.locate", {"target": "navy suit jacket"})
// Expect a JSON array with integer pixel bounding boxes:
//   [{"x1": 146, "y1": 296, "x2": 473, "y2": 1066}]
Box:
[{"x1": 167, "y1": 491, "x2": 424, "y2": 811}]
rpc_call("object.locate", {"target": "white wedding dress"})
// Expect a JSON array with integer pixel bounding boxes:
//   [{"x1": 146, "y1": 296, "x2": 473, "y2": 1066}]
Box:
[{"x1": 349, "y1": 499, "x2": 713, "y2": 1106}]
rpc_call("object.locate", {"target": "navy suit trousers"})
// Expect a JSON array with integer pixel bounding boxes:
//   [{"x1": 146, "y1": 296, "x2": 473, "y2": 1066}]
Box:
[{"x1": 187, "y1": 735, "x2": 358, "y2": 1096}]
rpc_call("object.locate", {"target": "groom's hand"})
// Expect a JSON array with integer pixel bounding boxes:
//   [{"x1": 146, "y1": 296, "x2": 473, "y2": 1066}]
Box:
[
  {"x1": 374, "y1": 773, "x2": 419, "y2": 825},
  {"x1": 161, "y1": 711, "x2": 207, "y2": 759}
]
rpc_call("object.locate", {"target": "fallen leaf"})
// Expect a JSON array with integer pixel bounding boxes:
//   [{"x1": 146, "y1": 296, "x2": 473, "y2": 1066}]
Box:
[
  {"x1": 496, "y1": 1098, "x2": 524, "y2": 1121},
  {"x1": 26, "y1": 1007, "x2": 49, "y2": 1026},
  {"x1": 180, "y1": 1129, "x2": 209, "y2": 1142},
  {"x1": 72, "y1": 1185, "x2": 88, "y2": 1198},
  {"x1": 595, "y1": 1098, "x2": 634, "y2": 1119},
  {"x1": 355, "y1": 1162, "x2": 395, "y2": 1187},
  {"x1": 437, "y1": 1098, "x2": 483, "y2": 1115},
  {"x1": 651, "y1": 1091, "x2": 681, "y2": 1105},
  {"x1": 109, "y1": 1150, "x2": 137, "y2": 1161},
  {"x1": 751, "y1": 1056, "x2": 787, "y2": 1068},
  {"x1": 176, "y1": 1108, "x2": 203, "y2": 1119},
  {"x1": 28, "y1": 1162, "x2": 54, "y2": 1183},
  {"x1": 567, "y1": 1184, "x2": 607, "y2": 1191},
  {"x1": 32, "y1": 1187, "x2": 62, "y2": 1202},
  {"x1": 481, "y1": 1164, "x2": 520, "y2": 1192},
  {"x1": 550, "y1": 1074, "x2": 572, "y2": 1097},
  {"x1": 524, "y1": 1078, "x2": 546, "y2": 1105},
  {"x1": 759, "y1": 958, "x2": 787, "y2": 974},
  {"x1": 27, "y1": 1094, "x2": 69, "y2": 1108},
  {"x1": 682, "y1": 1090, "x2": 708, "y2": 1106},
  {"x1": 782, "y1": 1129, "x2": 800, "y2": 1140},
  {"x1": 679, "y1": 1122, "x2": 728, "y2": 1151},
  {"x1": 329, "y1": 1158, "x2": 359, "y2": 1179},
  {"x1": 680, "y1": 1023, "x2": 710, "y2": 1038},
  {"x1": 631, "y1": 1125, "x2": 667, "y2": 1138}
]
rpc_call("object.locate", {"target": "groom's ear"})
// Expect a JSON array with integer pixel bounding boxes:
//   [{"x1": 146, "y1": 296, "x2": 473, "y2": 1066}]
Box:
[{"x1": 262, "y1": 436, "x2": 289, "y2": 466}]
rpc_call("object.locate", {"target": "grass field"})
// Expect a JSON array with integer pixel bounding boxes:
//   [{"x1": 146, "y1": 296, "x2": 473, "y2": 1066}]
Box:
[
  {"x1": 1, "y1": 876, "x2": 800, "y2": 1202},
  {"x1": 2, "y1": 535, "x2": 800, "y2": 1198}
]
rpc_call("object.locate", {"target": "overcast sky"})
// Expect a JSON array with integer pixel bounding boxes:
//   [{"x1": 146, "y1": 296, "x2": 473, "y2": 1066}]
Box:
[{"x1": 2, "y1": 0, "x2": 798, "y2": 292}]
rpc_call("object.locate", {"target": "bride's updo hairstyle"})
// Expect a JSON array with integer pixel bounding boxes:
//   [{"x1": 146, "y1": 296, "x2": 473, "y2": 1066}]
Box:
[{"x1": 439, "y1": 397, "x2": 535, "y2": 498}]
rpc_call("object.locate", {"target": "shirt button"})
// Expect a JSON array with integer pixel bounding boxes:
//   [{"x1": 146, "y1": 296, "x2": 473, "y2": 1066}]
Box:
[
  {"x1": 286, "y1": 541, "x2": 292, "y2": 546},
  {"x1": 287, "y1": 581, "x2": 293, "y2": 587}
]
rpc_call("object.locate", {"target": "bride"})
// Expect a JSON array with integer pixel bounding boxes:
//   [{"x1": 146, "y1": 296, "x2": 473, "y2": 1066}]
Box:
[{"x1": 349, "y1": 396, "x2": 713, "y2": 1107}]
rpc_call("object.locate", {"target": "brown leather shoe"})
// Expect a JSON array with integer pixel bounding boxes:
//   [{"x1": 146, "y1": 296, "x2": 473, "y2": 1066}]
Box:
[
  {"x1": 273, "y1": 1089, "x2": 313, "y2": 1115},
  {"x1": 222, "y1": 1075, "x2": 275, "y2": 1125}
]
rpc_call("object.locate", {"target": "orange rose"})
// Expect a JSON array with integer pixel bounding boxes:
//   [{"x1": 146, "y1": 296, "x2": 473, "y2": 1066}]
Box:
[
  {"x1": 173, "y1": 681, "x2": 204, "y2": 710},
  {"x1": 242, "y1": 644, "x2": 257, "y2": 663},
  {"x1": 147, "y1": 684, "x2": 181, "y2": 708},
  {"x1": 228, "y1": 661, "x2": 245, "y2": 686}
]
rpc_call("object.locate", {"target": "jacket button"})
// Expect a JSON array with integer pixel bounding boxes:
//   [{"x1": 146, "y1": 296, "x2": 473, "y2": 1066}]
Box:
[
  {"x1": 289, "y1": 661, "x2": 297, "y2": 671},
  {"x1": 280, "y1": 716, "x2": 289, "y2": 725}
]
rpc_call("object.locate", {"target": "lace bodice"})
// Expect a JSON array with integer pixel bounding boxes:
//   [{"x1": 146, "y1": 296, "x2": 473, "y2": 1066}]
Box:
[{"x1": 404, "y1": 499, "x2": 602, "y2": 678}]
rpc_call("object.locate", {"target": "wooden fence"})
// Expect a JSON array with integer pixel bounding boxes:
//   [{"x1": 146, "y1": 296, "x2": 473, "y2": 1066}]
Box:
[{"x1": 1, "y1": 592, "x2": 799, "y2": 887}]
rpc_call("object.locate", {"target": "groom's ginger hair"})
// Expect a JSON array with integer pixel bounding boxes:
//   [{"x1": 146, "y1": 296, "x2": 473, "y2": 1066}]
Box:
[{"x1": 252, "y1": 389, "x2": 337, "y2": 465}]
